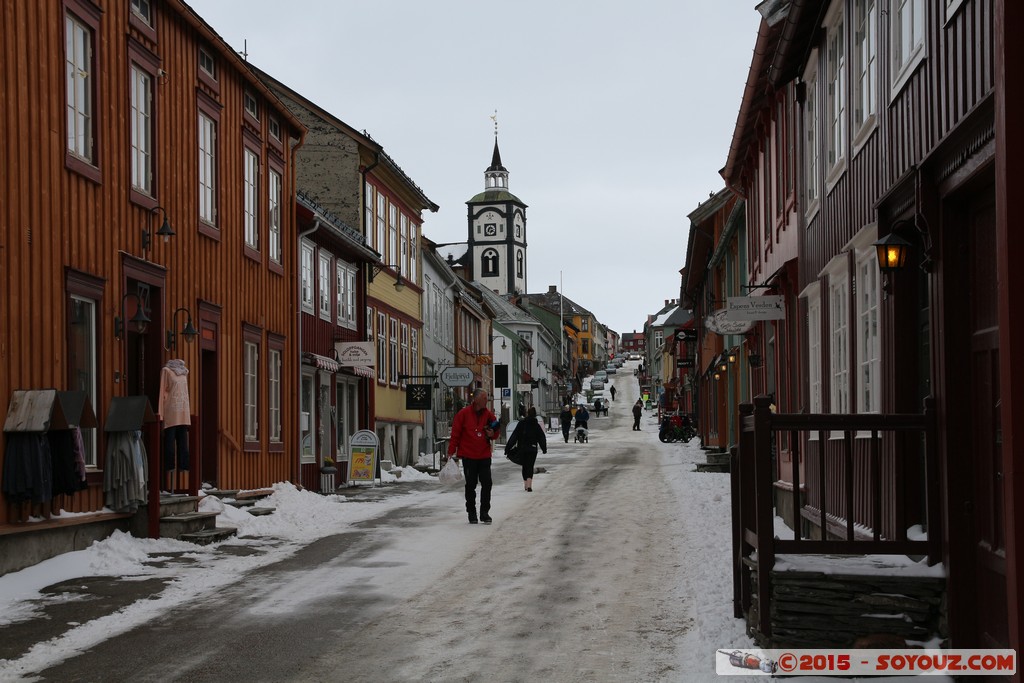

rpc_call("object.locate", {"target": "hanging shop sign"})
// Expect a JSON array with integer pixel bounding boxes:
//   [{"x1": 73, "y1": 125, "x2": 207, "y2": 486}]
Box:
[
  {"x1": 726, "y1": 296, "x2": 785, "y2": 321},
  {"x1": 705, "y1": 308, "x2": 754, "y2": 335},
  {"x1": 440, "y1": 366, "x2": 475, "y2": 387},
  {"x1": 335, "y1": 341, "x2": 375, "y2": 368},
  {"x1": 405, "y1": 384, "x2": 432, "y2": 410}
]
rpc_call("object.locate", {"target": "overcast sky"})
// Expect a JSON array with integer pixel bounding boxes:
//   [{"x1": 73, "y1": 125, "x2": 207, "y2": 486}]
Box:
[{"x1": 185, "y1": 0, "x2": 762, "y2": 337}]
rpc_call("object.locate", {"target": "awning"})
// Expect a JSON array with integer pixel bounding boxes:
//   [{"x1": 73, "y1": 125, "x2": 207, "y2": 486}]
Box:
[
  {"x1": 345, "y1": 365, "x2": 375, "y2": 379},
  {"x1": 302, "y1": 352, "x2": 340, "y2": 373}
]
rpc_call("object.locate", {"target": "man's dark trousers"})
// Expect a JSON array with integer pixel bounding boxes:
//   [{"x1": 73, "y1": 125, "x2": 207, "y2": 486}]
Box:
[{"x1": 462, "y1": 458, "x2": 492, "y2": 518}]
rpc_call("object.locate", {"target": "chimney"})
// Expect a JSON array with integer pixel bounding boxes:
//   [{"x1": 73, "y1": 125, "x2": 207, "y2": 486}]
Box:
[
  {"x1": 548, "y1": 285, "x2": 558, "y2": 294},
  {"x1": 665, "y1": 299, "x2": 669, "y2": 306}
]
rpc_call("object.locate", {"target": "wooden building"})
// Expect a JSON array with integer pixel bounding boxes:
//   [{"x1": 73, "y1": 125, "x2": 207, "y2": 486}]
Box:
[
  {"x1": 0, "y1": 0, "x2": 305, "y2": 528},
  {"x1": 727, "y1": 0, "x2": 1024, "y2": 656}
]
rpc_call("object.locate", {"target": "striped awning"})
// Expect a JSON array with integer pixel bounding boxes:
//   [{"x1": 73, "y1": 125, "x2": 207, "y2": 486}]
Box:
[
  {"x1": 302, "y1": 352, "x2": 340, "y2": 373},
  {"x1": 345, "y1": 365, "x2": 374, "y2": 379}
]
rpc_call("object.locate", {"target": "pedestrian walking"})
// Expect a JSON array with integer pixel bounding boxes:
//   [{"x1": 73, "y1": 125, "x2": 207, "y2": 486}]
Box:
[
  {"x1": 609, "y1": 385, "x2": 617, "y2": 401},
  {"x1": 559, "y1": 405, "x2": 573, "y2": 443},
  {"x1": 632, "y1": 400, "x2": 643, "y2": 431},
  {"x1": 504, "y1": 407, "x2": 547, "y2": 492},
  {"x1": 575, "y1": 405, "x2": 590, "y2": 430},
  {"x1": 447, "y1": 388, "x2": 498, "y2": 524}
]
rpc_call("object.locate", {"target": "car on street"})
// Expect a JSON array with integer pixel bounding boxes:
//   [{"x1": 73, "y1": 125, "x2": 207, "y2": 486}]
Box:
[
  {"x1": 605, "y1": 365, "x2": 617, "y2": 374},
  {"x1": 590, "y1": 379, "x2": 605, "y2": 391},
  {"x1": 593, "y1": 370, "x2": 608, "y2": 384}
]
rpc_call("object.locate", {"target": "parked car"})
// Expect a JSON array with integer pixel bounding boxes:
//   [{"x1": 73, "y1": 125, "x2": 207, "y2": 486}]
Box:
[
  {"x1": 594, "y1": 370, "x2": 608, "y2": 383},
  {"x1": 605, "y1": 365, "x2": 617, "y2": 374},
  {"x1": 590, "y1": 379, "x2": 605, "y2": 391}
]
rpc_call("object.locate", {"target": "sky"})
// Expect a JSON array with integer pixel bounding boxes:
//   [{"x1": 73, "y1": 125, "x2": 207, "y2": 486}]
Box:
[
  {"x1": 183, "y1": 1, "x2": 763, "y2": 336},
  {"x1": 0, "y1": 370, "x2": 947, "y2": 680}
]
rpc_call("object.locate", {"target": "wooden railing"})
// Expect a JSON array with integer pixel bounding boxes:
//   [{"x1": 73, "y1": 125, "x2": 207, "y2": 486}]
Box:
[{"x1": 731, "y1": 395, "x2": 940, "y2": 639}]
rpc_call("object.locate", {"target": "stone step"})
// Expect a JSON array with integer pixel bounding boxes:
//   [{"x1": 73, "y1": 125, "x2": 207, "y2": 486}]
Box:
[
  {"x1": 706, "y1": 451, "x2": 732, "y2": 466},
  {"x1": 160, "y1": 511, "x2": 219, "y2": 538},
  {"x1": 695, "y1": 462, "x2": 731, "y2": 473},
  {"x1": 158, "y1": 495, "x2": 201, "y2": 518},
  {"x1": 178, "y1": 527, "x2": 237, "y2": 546},
  {"x1": 224, "y1": 499, "x2": 256, "y2": 508},
  {"x1": 247, "y1": 507, "x2": 275, "y2": 517}
]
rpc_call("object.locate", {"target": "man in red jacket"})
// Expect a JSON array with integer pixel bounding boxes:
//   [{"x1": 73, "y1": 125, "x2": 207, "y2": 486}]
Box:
[{"x1": 448, "y1": 388, "x2": 497, "y2": 524}]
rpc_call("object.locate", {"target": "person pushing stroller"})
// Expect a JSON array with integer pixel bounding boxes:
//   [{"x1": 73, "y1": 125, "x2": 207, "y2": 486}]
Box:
[{"x1": 574, "y1": 404, "x2": 590, "y2": 443}]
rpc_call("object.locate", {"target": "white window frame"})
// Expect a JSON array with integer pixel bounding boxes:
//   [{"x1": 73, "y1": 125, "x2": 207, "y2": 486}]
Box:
[
  {"x1": 198, "y1": 112, "x2": 216, "y2": 225},
  {"x1": 198, "y1": 47, "x2": 216, "y2": 80},
  {"x1": 389, "y1": 318, "x2": 399, "y2": 386},
  {"x1": 300, "y1": 242, "x2": 314, "y2": 312},
  {"x1": 268, "y1": 169, "x2": 282, "y2": 265},
  {"x1": 408, "y1": 221, "x2": 418, "y2": 282},
  {"x1": 388, "y1": 205, "x2": 398, "y2": 264},
  {"x1": 411, "y1": 327, "x2": 419, "y2": 377},
  {"x1": 856, "y1": 249, "x2": 881, "y2": 415},
  {"x1": 244, "y1": 341, "x2": 259, "y2": 441},
  {"x1": 130, "y1": 0, "x2": 152, "y2": 25},
  {"x1": 803, "y1": 50, "x2": 821, "y2": 218},
  {"x1": 376, "y1": 193, "x2": 386, "y2": 254},
  {"x1": 336, "y1": 259, "x2": 357, "y2": 329},
  {"x1": 301, "y1": 372, "x2": 316, "y2": 463},
  {"x1": 891, "y1": 0, "x2": 926, "y2": 97},
  {"x1": 318, "y1": 252, "x2": 331, "y2": 321},
  {"x1": 852, "y1": 0, "x2": 878, "y2": 149},
  {"x1": 66, "y1": 12, "x2": 94, "y2": 162},
  {"x1": 244, "y1": 148, "x2": 259, "y2": 250},
  {"x1": 244, "y1": 90, "x2": 259, "y2": 121},
  {"x1": 377, "y1": 312, "x2": 387, "y2": 383},
  {"x1": 803, "y1": 283, "x2": 824, "y2": 431},
  {"x1": 129, "y1": 64, "x2": 152, "y2": 195},
  {"x1": 824, "y1": 2, "x2": 846, "y2": 185},
  {"x1": 268, "y1": 348, "x2": 282, "y2": 443},
  {"x1": 364, "y1": 182, "x2": 373, "y2": 241},
  {"x1": 422, "y1": 275, "x2": 433, "y2": 335},
  {"x1": 399, "y1": 213, "x2": 408, "y2": 277},
  {"x1": 828, "y1": 269, "x2": 850, "y2": 419},
  {"x1": 400, "y1": 323, "x2": 409, "y2": 387}
]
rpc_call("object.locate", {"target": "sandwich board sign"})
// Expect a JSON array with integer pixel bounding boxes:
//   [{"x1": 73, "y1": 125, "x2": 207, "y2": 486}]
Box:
[{"x1": 347, "y1": 430, "x2": 380, "y2": 485}]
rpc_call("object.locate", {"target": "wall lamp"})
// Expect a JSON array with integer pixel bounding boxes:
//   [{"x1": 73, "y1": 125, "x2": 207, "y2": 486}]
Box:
[
  {"x1": 490, "y1": 335, "x2": 507, "y2": 350},
  {"x1": 368, "y1": 263, "x2": 405, "y2": 291},
  {"x1": 727, "y1": 351, "x2": 737, "y2": 364},
  {"x1": 165, "y1": 307, "x2": 199, "y2": 350},
  {"x1": 114, "y1": 292, "x2": 151, "y2": 339},
  {"x1": 142, "y1": 205, "x2": 176, "y2": 255}
]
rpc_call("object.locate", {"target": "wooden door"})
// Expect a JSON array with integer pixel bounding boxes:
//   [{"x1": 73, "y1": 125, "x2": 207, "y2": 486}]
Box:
[{"x1": 965, "y1": 193, "x2": 1008, "y2": 648}]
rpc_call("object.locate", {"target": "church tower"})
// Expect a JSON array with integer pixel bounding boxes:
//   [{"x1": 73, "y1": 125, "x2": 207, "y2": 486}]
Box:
[{"x1": 466, "y1": 136, "x2": 528, "y2": 296}]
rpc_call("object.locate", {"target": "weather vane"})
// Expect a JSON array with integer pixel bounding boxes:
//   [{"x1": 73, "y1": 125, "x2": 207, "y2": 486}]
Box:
[{"x1": 490, "y1": 109, "x2": 498, "y2": 138}]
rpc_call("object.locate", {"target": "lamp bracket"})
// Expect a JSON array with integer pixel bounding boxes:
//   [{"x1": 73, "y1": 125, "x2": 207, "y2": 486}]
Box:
[{"x1": 368, "y1": 263, "x2": 402, "y2": 283}]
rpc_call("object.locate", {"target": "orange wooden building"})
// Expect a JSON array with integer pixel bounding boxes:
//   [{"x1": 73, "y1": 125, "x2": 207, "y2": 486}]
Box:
[{"x1": 0, "y1": 0, "x2": 305, "y2": 527}]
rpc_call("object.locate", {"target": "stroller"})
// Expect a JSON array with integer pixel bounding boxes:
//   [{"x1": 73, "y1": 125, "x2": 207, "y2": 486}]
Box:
[{"x1": 574, "y1": 426, "x2": 589, "y2": 443}]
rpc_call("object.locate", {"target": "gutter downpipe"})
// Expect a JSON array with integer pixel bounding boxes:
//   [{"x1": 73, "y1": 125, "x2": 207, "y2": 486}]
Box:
[
  {"x1": 359, "y1": 153, "x2": 381, "y2": 435},
  {"x1": 297, "y1": 219, "x2": 321, "y2": 477}
]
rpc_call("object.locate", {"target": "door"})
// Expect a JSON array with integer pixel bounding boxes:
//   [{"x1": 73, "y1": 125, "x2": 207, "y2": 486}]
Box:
[
  {"x1": 965, "y1": 193, "x2": 1007, "y2": 648},
  {"x1": 200, "y1": 348, "x2": 219, "y2": 487}
]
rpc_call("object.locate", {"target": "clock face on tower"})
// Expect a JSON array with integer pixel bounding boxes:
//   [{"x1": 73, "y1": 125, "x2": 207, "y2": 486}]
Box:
[{"x1": 484, "y1": 223, "x2": 496, "y2": 236}]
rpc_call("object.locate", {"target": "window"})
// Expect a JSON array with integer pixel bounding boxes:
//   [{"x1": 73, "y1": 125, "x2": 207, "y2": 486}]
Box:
[
  {"x1": 269, "y1": 117, "x2": 281, "y2": 141},
  {"x1": 336, "y1": 260, "x2": 357, "y2": 329},
  {"x1": 65, "y1": 10, "x2": 95, "y2": 165},
  {"x1": 377, "y1": 312, "x2": 387, "y2": 382},
  {"x1": 408, "y1": 221, "x2": 418, "y2": 282},
  {"x1": 829, "y1": 277, "x2": 850, "y2": 414},
  {"x1": 582, "y1": 318, "x2": 589, "y2": 332},
  {"x1": 582, "y1": 339, "x2": 590, "y2": 354},
  {"x1": 129, "y1": 64, "x2": 153, "y2": 195},
  {"x1": 400, "y1": 213, "x2": 408, "y2": 275},
  {"x1": 892, "y1": 0, "x2": 925, "y2": 89},
  {"x1": 268, "y1": 169, "x2": 282, "y2": 265},
  {"x1": 244, "y1": 91, "x2": 259, "y2": 121},
  {"x1": 300, "y1": 242, "x2": 314, "y2": 311},
  {"x1": 807, "y1": 290, "x2": 823, "y2": 416},
  {"x1": 244, "y1": 339, "x2": 259, "y2": 442},
  {"x1": 389, "y1": 318, "x2": 399, "y2": 385},
  {"x1": 388, "y1": 205, "x2": 397, "y2": 263},
  {"x1": 198, "y1": 47, "x2": 216, "y2": 80},
  {"x1": 68, "y1": 293, "x2": 98, "y2": 467},
  {"x1": 301, "y1": 373, "x2": 315, "y2": 462},
  {"x1": 516, "y1": 250, "x2": 524, "y2": 278},
  {"x1": 198, "y1": 112, "x2": 216, "y2": 225},
  {"x1": 411, "y1": 328, "x2": 418, "y2": 377},
  {"x1": 130, "y1": 0, "x2": 151, "y2": 25},
  {"x1": 376, "y1": 193, "x2": 386, "y2": 254},
  {"x1": 244, "y1": 148, "x2": 259, "y2": 251},
  {"x1": 853, "y1": 0, "x2": 877, "y2": 136},
  {"x1": 824, "y1": 5, "x2": 846, "y2": 175},
  {"x1": 318, "y1": 252, "x2": 331, "y2": 320},
  {"x1": 856, "y1": 251, "x2": 881, "y2": 413},
  {"x1": 400, "y1": 323, "x2": 409, "y2": 386},
  {"x1": 481, "y1": 249, "x2": 499, "y2": 276},
  {"x1": 803, "y1": 53, "x2": 820, "y2": 212},
  {"x1": 268, "y1": 347, "x2": 282, "y2": 443},
  {"x1": 364, "y1": 182, "x2": 373, "y2": 239}
]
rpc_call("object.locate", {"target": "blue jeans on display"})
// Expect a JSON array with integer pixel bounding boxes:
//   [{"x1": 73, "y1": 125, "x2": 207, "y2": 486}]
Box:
[{"x1": 163, "y1": 425, "x2": 190, "y2": 471}]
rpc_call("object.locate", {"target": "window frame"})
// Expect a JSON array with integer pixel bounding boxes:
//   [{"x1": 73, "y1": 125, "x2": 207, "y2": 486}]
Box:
[
  {"x1": 267, "y1": 162, "x2": 283, "y2": 272},
  {"x1": 64, "y1": 1, "x2": 102, "y2": 183},
  {"x1": 377, "y1": 312, "x2": 387, "y2": 384},
  {"x1": 300, "y1": 241, "x2": 315, "y2": 312},
  {"x1": 803, "y1": 49, "x2": 821, "y2": 219},
  {"x1": 823, "y1": 1, "x2": 847, "y2": 188},
  {"x1": 481, "y1": 248, "x2": 500, "y2": 277},
  {"x1": 66, "y1": 269, "x2": 104, "y2": 470},
  {"x1": 196, "y1": 91, "x2": 221, "y2": 238},
  {"x1": 243, "y1": 325, "x2": 262, "y2": 450},
  {"x1": 827, "y1": 265, "x2": 851, "y2": 420},
  {"x1": 300, "y1": 371, "x2": 316, "y2": 464},
  {"x1": 318, "y1": 251, "x2": 332, "y2": 322},
  {"x1": 243, "y1": 141, "x2": 261, "y2": 259},
  {"x1": 389, "y1": 317, "x2": 399, "y2": 386},
  {"x1": 128, "y1": 58, "x2": 155, "y2": 204},
  {"x1": 335, "y1": 259, "x2": 357, "y2": 330},
  {"x1": 128, "y1": 0, "x2": 157, "y2": 41},
  {"x1": 890, "y1": 0, "x2": 927, "y2": 98},
  {"x1": 268, "y1": 334, "x2": 285, "y2": 451},
  {"x1": 851, "y1": 0, "x2": 878, "y2": 152}
]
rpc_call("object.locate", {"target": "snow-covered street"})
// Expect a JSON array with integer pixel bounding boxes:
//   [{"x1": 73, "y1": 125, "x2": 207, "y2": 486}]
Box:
[{"x1": 0, "y1": 375, "x2": 758, "y2": 682}]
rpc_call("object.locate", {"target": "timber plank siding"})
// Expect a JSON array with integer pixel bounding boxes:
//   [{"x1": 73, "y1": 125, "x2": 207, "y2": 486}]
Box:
[{"x1": 1, "y1": 1, "x2": 305, "y2": 526}]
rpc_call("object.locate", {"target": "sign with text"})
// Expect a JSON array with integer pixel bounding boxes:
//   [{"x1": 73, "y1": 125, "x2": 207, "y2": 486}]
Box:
[
  {"x1": 347, "y1": 430, "x2": 380, "y2": 484},
  {"x1": 440, "y1": 366, "x2": 475, "y2": 387},
  {"x1": 726, "y1": 296, "x2": 785, "y2": 321},
  {"x1": 334, "y1": 341, "x2": 375, "y2": 368},
  {"x1": 705, "y1": 308, "x2": 755, "y2": 335},
  {"x1": 515, "y1": 383, "x2": 533, "y2": 392}
]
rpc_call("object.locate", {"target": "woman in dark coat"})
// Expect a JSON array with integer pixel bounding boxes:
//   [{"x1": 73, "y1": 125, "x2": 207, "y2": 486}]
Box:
[
  {"x1": 505, "y1": 407, "x2": 547, "y2": 491},
  {"x1": 559, "y1": 405, "x2": 573, "y2": 443}
]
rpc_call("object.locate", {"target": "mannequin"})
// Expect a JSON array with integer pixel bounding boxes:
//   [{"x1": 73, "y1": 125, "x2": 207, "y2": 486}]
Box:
[{"x1": 158, "y1": 359, "x2": 191, "y2": 493}]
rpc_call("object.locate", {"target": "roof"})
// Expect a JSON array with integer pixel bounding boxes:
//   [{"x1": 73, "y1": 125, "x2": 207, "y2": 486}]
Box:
[
  {"x1": 520, "y1": 289, "x2": 592, "y2": 319},
  {"x1": 467, "y1": 189, "x2": 526, "y2": 205},
  {"x1": 487, "y1": 139, "x2": 507, "y2": 173}
]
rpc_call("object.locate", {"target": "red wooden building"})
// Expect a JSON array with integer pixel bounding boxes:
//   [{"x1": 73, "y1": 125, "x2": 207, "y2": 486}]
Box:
[
  {"x1": 726, "y1": 0, "x2": 1024, "y2": 659},
  {"x1": 0, "y1": 0, "x2": 304, "y2": 528}
]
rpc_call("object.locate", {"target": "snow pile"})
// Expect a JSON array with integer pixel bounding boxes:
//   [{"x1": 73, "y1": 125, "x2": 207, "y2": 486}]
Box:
[{"x1": 381, "y1": 465, "x2": 436, "y2": 483}]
